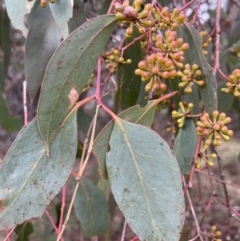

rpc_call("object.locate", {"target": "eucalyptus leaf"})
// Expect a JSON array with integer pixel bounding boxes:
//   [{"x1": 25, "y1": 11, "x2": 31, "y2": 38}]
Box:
[
  {"x1": 68, "y1": 0, "x2": 86, "y2": 33},
  {"x1": 49, "y1": 0, "x2": 73, "y2": 39},
  {"x1": 93, "y1": 100, "x2": 159, "y2": 179},
  {"x1": 106, "y1": 119, "x2": 184, "y2": 240},
  {"x1": 73, "y1": 178, "x2": 109, "y2": 236},
  {"x1": 25, "y1": 4, "x2": 62, "y2": 101},
  {"x1": 0, "y1": 112, "x2": 77, "y2": 230},
  {"x1": 173, "y1": 118, "x2": 197, "y2": 174},
  {"x1": 15, "y1": 222, "x2": 34, "y2": 241},
  {"x1": 5, "y1": 0, "x2": 34, "y2": 37},
  {"x1": 0, "y1": 93, "x2": 22, "y2": 132},
  {"x1": 178, "y1": 22, "x2": 217, "y2": 114},
  {"x1": 115, "y1": 28, "x2": 142, "y2": 111},
  {"x1": 37, "y1": 15, "x2": 117, "y2": 149},
  {"x1": 217, "y1": 83, "x2": 234, "y2": 113},
  {"x1": 0, "y1": 9, "x2": 11, "y2": 78}
]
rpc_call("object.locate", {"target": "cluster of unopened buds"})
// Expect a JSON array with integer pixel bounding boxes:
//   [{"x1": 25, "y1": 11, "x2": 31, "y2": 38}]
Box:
[
  {"x1": 200, "y1": 31, "x2": 212, "y2": 56},
  {"x1": 115, "y1": 0, "x2": 154, "y2": 37},
  {"x1": 135, "y1": 53, "x2": 176, "y2": 92},
  {"x1": 172, "y1": 102, "x2": 194, "y2": 128},
  {"x1": 155, "y1": 30, "x2": 189, "y2": 69},
  {"x1": 178, "y1": 64, "x2": 204, "y2": 93},
  {"x1": 210, "y1": 225, "x2": 222, "y2": 241},
  {"x1": 230, "y1": 43, "x2": 240, "y2": 58},
  {"x1": 221, "y1": 69, "x2": 240, "y2": 98},
  {"x1": 151, "y1": 6, "x2": 186, "y2": 30},
  {"x1": 27, "y1": 0, "x2": 55, "y2": 7},
  {"x1": 195, "y1": 147, "x2": 217, "y2": 169},
  {"x1": 196, "y1": 111, "x2": 233, "y2": 147},
  {"x1": 103, "y1": 48, "x2": 131, "y2": 73}
]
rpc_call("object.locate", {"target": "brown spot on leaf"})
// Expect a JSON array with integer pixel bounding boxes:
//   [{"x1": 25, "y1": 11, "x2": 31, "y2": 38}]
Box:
[{"x1": 68, "y1": 87, "x2": 79, "y2": 108}]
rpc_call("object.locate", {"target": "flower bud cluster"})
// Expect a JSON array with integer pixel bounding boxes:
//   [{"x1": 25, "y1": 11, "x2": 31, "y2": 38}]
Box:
[
  {"x1": 27, "y1": 0, "x2": 55, "y2": 7},
  {"x1": 221, "y1": 69, "x2": 240, "y2": 98},
  {"x1": 134, "y1": 53, "x2": 176, "y2": 92},
  {"x1": 155, "y1": 30, "x2": 189, "y2": 69},
  {"x1": 103, "y1": 48, "x2": 132, "y2": 73},
  {"x1": 230, "y1": 43, "x2": 240, "y2": 58},
  {"x1": 195, "y1": 147, "x2": 217, "y2": 169},
  {"x1": 151, "y1": 6, "x2": 186, "y2": 30},
  {"x1": 172, "y1": 102, "x2": 194, "y2": 128},
  {"x1": 177, "y1": 64, "x2": 204, "y2": 93},
  {"x1": 115, "y1": 0, "x2": 154, "y2": 37},
  {"x1": 199, "y1": 31, "x2": 212, "y2": 56},
  {"x1": 196, "y1": 111, "x2": 233, "y2": 147},
  {"x1": 211, "y1": 225, "x2": 222, "y2": 241}
]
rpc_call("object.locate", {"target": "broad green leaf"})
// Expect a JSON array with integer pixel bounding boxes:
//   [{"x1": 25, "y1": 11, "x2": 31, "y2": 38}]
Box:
[
  {"x1": 166, "y1": 76, "x2": 181, "y2": 108},
  {"x1": 0, "y1": 93, "x2": 22, "y2": 132},
  {"x1": 136, "y1": 81, "x2": 148, "y2": 107},
  {"x1": 178, "y1": 23, "x2": 217, "y2": 114},
  {"x1": 68, "y1": 0, "x2": 86, "y2": 33},
  {"x1": 217, "y1": 83, "x2": 234, "y2": 113},
  {"x1": 15, "y1": 222, "x2": 34, "y2": 241},
  {"x1": 73, "y1": 177, "x2": 109, "y2": 236},
  {"x1": 37, "y1": 15, "x2": 117, "y2": 148},
  {"x1": 115, "y1": 28, "x2": 142, "y2": 111},
  {"x1": 25, "y1": 4, "x2": 62, "y2": 101},
  {"x1": 93, "y1": 100, "x2": 159, "y2": 179},
  {"x1": 5, "y1": 0, "x2": 34, "y2": 37},
  {"x1": 106, "y1": 119, "x2": 184, "y2": 241},
  {"x1": 99, "y1": 0, "x2": 111, "y2": 14},
  {"x1": 49, "y1": 0, "x2": 73, "y2": 39},
  {"x1": 0, "y1": 112, "x2": 77, "y2": 230},
  {"x1": 173, "y1": 118, "x2": 197, "y2": 174},
  {"x1": 0, "y1": 9, "x2": 11, "y2": 79},
  {"x1": 77, "y1": 108, "x2": 92, "y2": 135}
]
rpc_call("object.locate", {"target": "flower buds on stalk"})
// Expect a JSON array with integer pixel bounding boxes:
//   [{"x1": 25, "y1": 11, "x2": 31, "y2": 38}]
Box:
[
  {"x1": 221, "y1": 69, "x2": 240, "y2": 98},
  {"x1": 135, "y1": 53, "x2": 176, "y2": 92},
  {"x1": 155, "y1": 30, "x2": 189, "y2": 69},
  {"x1": 196, "y1": 111, "x2": 233, "y2": 147},
  {"x1": 177, "y1": 64, "x2": 204, "y2": 93},
  {"x1": 172, "y1": 102, "x2": 194, "y2": 128},
  {"x1": 103, "y1": 48, "x2": 132, "y2": 73}
]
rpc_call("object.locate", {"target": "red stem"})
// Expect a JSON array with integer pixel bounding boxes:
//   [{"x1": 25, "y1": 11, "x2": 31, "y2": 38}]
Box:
[
  {"x1": 3, "y1": 226, "x2": 16, "y2": 241},
  {"x1": 46, "y1": 210, "x2": 64, "y2": 241}
]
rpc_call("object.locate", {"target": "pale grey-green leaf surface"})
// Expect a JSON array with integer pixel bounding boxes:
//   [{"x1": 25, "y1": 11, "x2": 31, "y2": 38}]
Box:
[
  {"x1": 5, "y1": 0, "x2": 34, "y2": 37},
  {"x1": 0, "y1": 112, "x2": 77, "y2": 230},
  {"x1": 37, "y1": 15, "x2": 117, "y2": 148},
  {"x1": 68, "y1": 0, "x2": 86, "y2": 33},
  {"x1": 93, "y1": 100, "x2": 158, "y2": 179},
  {"x1": 73, "y1": 178, "x2": 109, "y2": 236},
  {"x1": 173, "y1": 118, "x2": 197, "y2": 174},
  {"x1": 178, "y1": 23, "x2": 217, "y2": 114},
  {"x1": 49, "y1": 0, "x2": 73, "y2": 39},
  {"x1": 25, "y1": 4, "x2": 62, "y2": 101},
  {"x1": 106, "y1": 119, "x2": 184, "y2": 241}
]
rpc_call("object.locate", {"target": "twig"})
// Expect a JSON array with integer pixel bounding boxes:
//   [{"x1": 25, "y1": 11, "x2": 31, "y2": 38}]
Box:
[
  {"x1": 120, "y1": 220, "x2": 128, "y2": 241},
  {"x1": 213, "y1": 0, "x2": 221, "y2": 75},
  {"x1": 58, "y1": 185, "x2": 66, "y2": 232},
  {"x1": 95, "y1": 58, "x2": 102, "y2": 105},
  {"x1": 188, "y1": 137, "x2": 202, "y2": 188},
  {"x1": 45, "y1": 210, "x2": 64, "y2": 241},
  {"x1": 180, "y1": 0, "x2": 197, "y2": 13},
  {"x1": 23, "y1": 80, "x2": 28, "y2": 125},
  {"x1": 213, "y1": 147, "x2": 231, "y2": 234},
  {"x1": 182, "y1": 176, "x2": 204, "y2": 241},
  {"x1": 57, "y1": 106, "x2": 100, "y2": 241},
  {"x1": 196, "y1": 169, "x2": 240, "y2": 189},
  {"x1": 3, "y1": 226, "x2": 16, "y2": 241}
]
